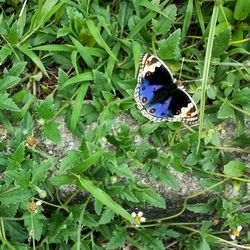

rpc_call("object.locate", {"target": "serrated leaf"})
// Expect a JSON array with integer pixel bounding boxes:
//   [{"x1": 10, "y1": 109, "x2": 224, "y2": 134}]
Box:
[
  {"x1": 37, "y1": 94, "x2": 56, "y2": 120},
  {"x1": 107, "y1": 227, "x2": 127, "y2": 249},
  {"x1": 160, "y1": 169, "x2": 179, "y2": 191},
  {"x1": 43, "y1": 122, "x2": 61, "y2": 144},
  {"x1": 186, "y1": 201, "x2": 215, "y2": 214},
  {"x1": 158, "y1": 29, "x2": 181, "y2": 60},
  {"x1": 32, "y1": 160, "x2": 54, "y2": 184},
  {"x1": 98, "y1": 208, "x2": 115, "y2": 225},
  {"x1": 140, "y1": 188, "x2": 166, "y2": 208},
  {"x1": 5, "y1": 169, "x2": 31, "y2": 189},
  {"x1": 223, "y1": 160, "x2": 245, "y2": 177},
  {"x1": 0, "y1": 93, "x2": 20, "y2": 112}
]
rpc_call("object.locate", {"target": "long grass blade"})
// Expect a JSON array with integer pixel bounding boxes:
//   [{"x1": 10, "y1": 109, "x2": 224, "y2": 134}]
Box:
[{"x1": 197, "y1": 2, "x2": 220, "y2": 152}]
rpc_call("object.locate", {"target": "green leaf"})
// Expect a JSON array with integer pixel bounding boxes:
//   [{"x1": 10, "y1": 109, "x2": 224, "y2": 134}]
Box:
[
  {"x1": 70, "y1": 83, "x2": 89, "y2": 132},
  {"x1": 5, "y1": 169, "x2": 31, "y2": 189},
  {"x1": 75, "y1": 175, "x2": 136, "y2": 225},
  {"x1": 37, "y1": 94, "x2": 56, "y2": 120},
  {"x1": 186, "y1": 201, "x2": 215, "y2": 214},
  {"x1": 212, "y1": 26, "x2": 231, "y2": 57},
  {"x1": 160, "y1": 169, "x2": 179, "y2": 191},
  {"x1": 107, "y1": 227, "x2": 127, "y2": 249},
  {"x1": 60, "y1": 72, "x2": 93, "y2": 89},
  {"x1": 70, "y1": 36, "x2": 96, "y2": 69},
  {"x1": 152, "y1": 4, "x2": 176, "y2": 36},
  {"x1": 0, "y1": 93, "x2": 20, "y2": 112},
  {"x1": 98, "y1": 208, "x2": 115, "y2": 225},
  {"x1": 217, "y1": 100, "x2": 235, "y2": 119},
  {"x1": 17, "y1": 44, "x2": 48, "y2": 77},
  {"x1": 86, "y1": 19, "x2": 117, "y2": 61},
  {"x1": 10, "y1": 142, "x2": 25, "y2": 165},
  {"x1": 0, "y1": 46, "x2": 12, "y2": 64},
  {"x1": 0, "y1": 76, "x2": 20, "y2": 92},
  {"x1": 158, "y1": 29, "x2": 181, "y2": 60},
  {"x1": 43, "y1": 122, "x2": 61, "y2": 144},
  {"x1": 223, "y1": 160, "x2": 245, "y2": 177},
  {"x1": 234, "y1": 0, "x2": 250, "y2": 21},
  {"x1": 72, "y1": 149, "x2": 105, "y2": 174},
  {"x1": 51, "y1": 175, "x2": 76, "y2": 185},
  {"x1": 140, "y1": 188, "x2": 166, "y2": 208},
  {"x1": 32, "y1": 160, "x2": 54, "y2": 184},
  {"x1": 139, "y1": 123, "x2": 159, "y2": 136},
  {"x1": 0, "y1": 188, "x2": 31, "y2": 205}
]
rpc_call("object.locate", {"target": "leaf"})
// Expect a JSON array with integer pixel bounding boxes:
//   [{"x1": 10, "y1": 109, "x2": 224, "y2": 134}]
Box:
[
  {"x1": 51, "y1": 175, "x2": 76, "y2": 185},
  {"x1": 70, "y1": 83, "x2": 89, "y2": 132},
  {"x1": 152, "y1": 4, "x2": 176, "y2": 36},
  {"x1": 98, "y1": 208, "x2": 115, "y2": 225},
  {"x1": 223, "y1": 160, "x2": 245, "y2": 177},
  {"x1": 160, "y1": 169, "x2": 179, "y2": 191},
  {"x1": 75, "y1": 175, "x2": 136, "y2": 225},
  {"x1": 37, "y1": 94, "x2": 56, "y2": 120},
  {"x1": 60, "y1": 72, "x2": 93, "y2": 89},
  {"x1": 217, "y1": 100, "x2": 235, "y2": 119},
  {"x1": 139, "y1": 188, "x2": 166, "y2": 208},
  {"x1": 86, "y1": 19, "x2": 117, "y2": 61},
  {"x1": 212, "y1": 27, "x2": 231, "y2": 57},
  {"x1": 43, "y1": 122, "x2": 61, "y2": 144},
  {"x1": 0, "y1": 76, "x2": 20, "y2": 92},
  {"x1": 158, "y1": 29, "x2": 181, "y2": 60},
  {"x1": 0, "y1": 188, "x2": 31, "y2": 205},
  {"x1": 0, "y1": 93, "x2": 20, "y2": 112},
  {"x1": 186, "y1": 201, "x2": 215, "y2": 214},
  {"x1": 107, "y1": 227, "x2": 127, "y2": 249},
  {"x1": 72, "y1": 149, "x2": 105, "y2": 174},
  {"x1": 234, "y1": 0, "x2": 250, "y2": 21},
  {"x1": 139, "y1": 123, "x2": 159, "y2": 136},
  {"x1": 10, "y1": 142, "x2": 25, "y2": 165},
  {"x1": 70, "y1": 36, "x2": 96, "y2": 69},
  {"x1": 5, "y1": 169, "x2": 31, "y2": 189},
  {"x1": 32, "y1": 160, "x2": 54, "y2": 184},
  {"x1": 17, "y1": 44, "x2": 48, "y2": 77}
]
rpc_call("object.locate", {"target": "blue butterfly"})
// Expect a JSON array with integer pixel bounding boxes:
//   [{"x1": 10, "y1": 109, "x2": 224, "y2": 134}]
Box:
[{"x1": 134, "y1": 53, "x2": 198, "y2": 124}]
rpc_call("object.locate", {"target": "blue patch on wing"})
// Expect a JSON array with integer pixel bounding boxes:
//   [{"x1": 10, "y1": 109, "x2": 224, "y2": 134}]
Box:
[
  {"x1": 139, "y1": 79, "x2": 163, "y2": 105},
  {"x1": 146, "y1": 96, "x2": 173, "y2": 118}
]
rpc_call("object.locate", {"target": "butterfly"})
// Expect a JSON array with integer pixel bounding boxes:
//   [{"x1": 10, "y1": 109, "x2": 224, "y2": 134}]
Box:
[{"x1": 134, "y1": 53, "x2": 198, "y2": 124}]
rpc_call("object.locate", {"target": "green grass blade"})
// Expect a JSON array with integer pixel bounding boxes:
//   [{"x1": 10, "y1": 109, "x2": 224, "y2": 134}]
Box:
[
  {"x1": 60, "y1": 72, "x2": 93, "y2": 89},
  {"x1": 197, "y1": 2, "x2": 220, "y2": 152},
  {"x1": 17, "y1": 44, "x2": 48, "y2": 77},
  {"x1": 128, "y1": 11, "x2": 156, "y2": 39},
  {"x1": 181, "y1": 0, "x2": 193, "y2": 44},
  {"x1": 70, "y1": 36, "x2": 96, "y2": 69},
  {"x1": 106, "y1": 42, "x2": 121, "y2": 78},
  {"x1": 86, "y1": 19, "x2": 117, "y2": 61},
  {"x1": 73, "y1": 149, "x2": 105, "y2": 174},
  {"x1": 70, "y1": 83, "x2": 89, "y2": 132},
  {"x1": 194, "y1": 0, "x2": 205, "y2": 36},
  {"x1": 75, "y1": 174, "x2": 136, "y2": 225}
]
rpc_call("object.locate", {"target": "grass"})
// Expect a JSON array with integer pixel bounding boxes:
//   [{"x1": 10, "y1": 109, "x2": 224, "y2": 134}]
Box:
[{"x1": 0, "y1": 0, "x2": 250, "y2": 249}]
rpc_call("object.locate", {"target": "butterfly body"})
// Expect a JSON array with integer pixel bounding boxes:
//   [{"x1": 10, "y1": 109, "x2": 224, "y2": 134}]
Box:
[{"x1": 134, "y1": 53, "x2": 198, "y2": 123}]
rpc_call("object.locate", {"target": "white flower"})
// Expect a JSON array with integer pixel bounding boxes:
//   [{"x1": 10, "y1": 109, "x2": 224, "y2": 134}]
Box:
[
  {"x1": 229, "y1": 226, "x2": 242, "y2": 240},
  {"x1": 131, "y1": 211, "x2": 146, "y2": 225}
]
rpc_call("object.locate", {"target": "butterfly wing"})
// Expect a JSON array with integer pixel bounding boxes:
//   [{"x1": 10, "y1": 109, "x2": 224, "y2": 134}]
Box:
[{"x1": 134, "y1": 53, "x2": 198, "y2": 123}]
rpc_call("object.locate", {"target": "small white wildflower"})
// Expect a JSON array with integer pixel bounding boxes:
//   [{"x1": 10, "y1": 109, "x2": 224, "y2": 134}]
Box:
[
  {"x1": 229, "y1": 225, "x2": 242, "y2": 240},
  {"x1": 131, "y1": 211, "x2": 146, "y2": 225},
  {"x1": 27, "y1": 200, "x2": 42, "y2": 213}
]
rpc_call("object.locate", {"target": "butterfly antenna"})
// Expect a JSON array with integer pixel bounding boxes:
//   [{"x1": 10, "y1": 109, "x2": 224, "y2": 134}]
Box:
[
  {"x1": 182, "y1": 78, "x2": 204, "y2": 83},
  {"x1": 178, "y1": 57, "x2": 185, "y2": 80}
]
